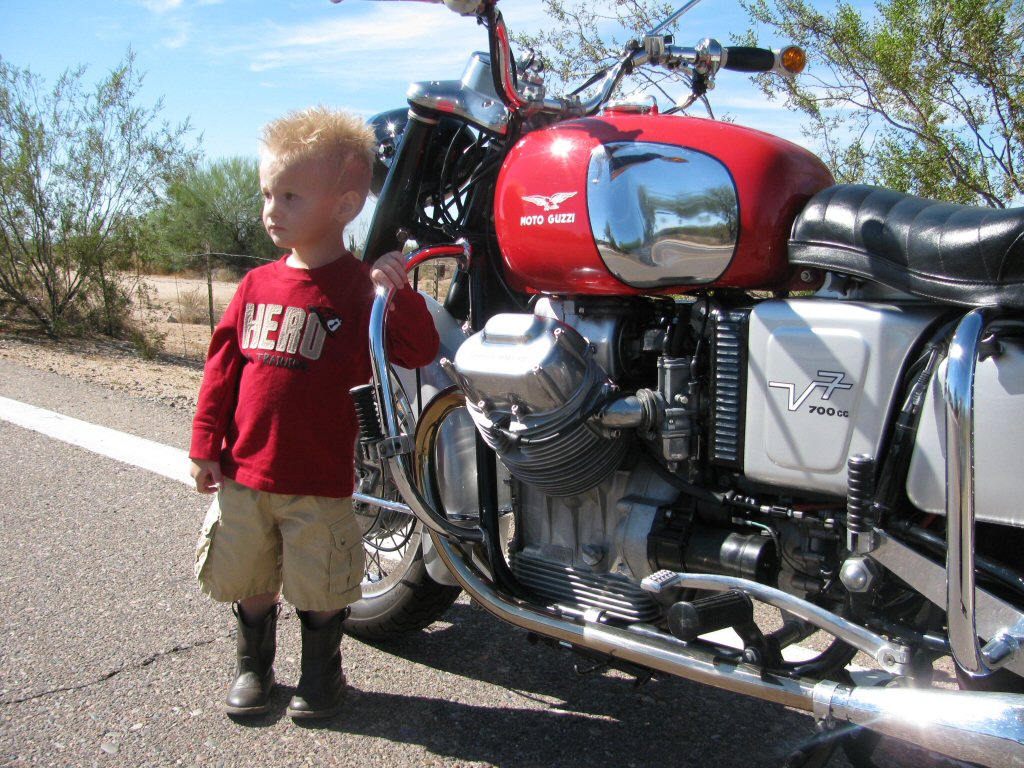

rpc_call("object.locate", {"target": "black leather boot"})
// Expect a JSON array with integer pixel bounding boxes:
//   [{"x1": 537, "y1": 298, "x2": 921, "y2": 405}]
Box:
[
  {"x1": 286, "y1": 610, "x2": 347, "y2": 720},
  {"x1": 224, "y1": 602, "x2": 279, "y2": 716}
]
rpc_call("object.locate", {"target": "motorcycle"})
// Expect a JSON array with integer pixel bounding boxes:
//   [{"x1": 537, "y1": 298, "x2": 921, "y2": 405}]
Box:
[{"x1": 334, "y1": 0, "x2": 1024, "y2": 764}]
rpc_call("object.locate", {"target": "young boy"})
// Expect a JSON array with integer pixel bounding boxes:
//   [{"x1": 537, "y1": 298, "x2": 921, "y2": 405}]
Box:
[{"x1": 189, "y1": 106, "x2": 439, "y2": 720}]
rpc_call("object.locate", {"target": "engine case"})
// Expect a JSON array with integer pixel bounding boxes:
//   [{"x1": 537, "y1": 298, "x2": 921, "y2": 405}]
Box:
[
  {"x1": 510, "y1": 462, "x2": 678, "y2": 623},
  {"x1": 743, "y1": 299, "x2": 942, "y2": 497}
]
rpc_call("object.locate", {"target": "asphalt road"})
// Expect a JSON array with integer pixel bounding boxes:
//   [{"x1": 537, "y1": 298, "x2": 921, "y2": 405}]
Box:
[{"x1": 0, "y1": 358, "x2": 897, "y2": 768}]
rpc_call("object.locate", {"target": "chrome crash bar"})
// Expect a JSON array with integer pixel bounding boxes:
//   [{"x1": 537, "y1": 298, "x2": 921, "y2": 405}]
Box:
[
  {"x1": 366, "y1": 241, "x2": 481, "y2": 544},
  {"x1": 943, "y1": 308, "x2": 1024, "y2": 677}
]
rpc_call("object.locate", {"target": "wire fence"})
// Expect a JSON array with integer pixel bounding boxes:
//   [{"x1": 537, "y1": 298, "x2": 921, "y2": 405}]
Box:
[{"x1": 154, "y1": 250, "x2": 456, "y2": 359}]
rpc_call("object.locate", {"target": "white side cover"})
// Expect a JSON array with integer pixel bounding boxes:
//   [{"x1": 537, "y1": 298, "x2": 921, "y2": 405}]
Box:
[
  {"x1": 907, "y1": 339, "x2": 1024, "y2": 527},
  {"x1": 744, "y1": 300, "x2": 939, "y2": 497}
]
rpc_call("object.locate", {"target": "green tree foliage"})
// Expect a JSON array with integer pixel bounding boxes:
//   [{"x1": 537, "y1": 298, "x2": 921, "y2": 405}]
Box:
[
  {"x1": 153, "y1": 156, "x2": 278, "y2": 274},
  {"x1": 739, "y1": 0, "x2": 1024, "y2": 206},
  {"x1": 0, "y1": 52, "x2": 198, "y2": 338}
]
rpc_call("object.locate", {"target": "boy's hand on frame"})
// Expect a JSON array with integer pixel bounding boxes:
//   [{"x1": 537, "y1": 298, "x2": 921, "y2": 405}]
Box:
[
  {"x1": 190, "y1": 459, "x2": 223, "y2": 494},
  {"x1": 369, "y1": 251, "x2": 410, "y2": 293}
]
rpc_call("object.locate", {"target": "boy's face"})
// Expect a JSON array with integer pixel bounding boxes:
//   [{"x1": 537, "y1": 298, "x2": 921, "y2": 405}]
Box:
[{"x1": 259, "y1": 152, "x2": 361, "y2": 258}]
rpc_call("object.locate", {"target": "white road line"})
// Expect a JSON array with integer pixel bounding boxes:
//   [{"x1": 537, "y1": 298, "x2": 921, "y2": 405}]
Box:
[{"x1": 0, "y1": 395, "x2": 192, "y2": 487}]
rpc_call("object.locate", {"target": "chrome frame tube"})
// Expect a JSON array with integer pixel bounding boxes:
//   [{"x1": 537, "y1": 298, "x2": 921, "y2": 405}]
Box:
[
  {"x1": 870, "y1": 530, "x2": 1024, "y2": 677},
  {"x1": 649, "y1": 573, "x2": 910, "y2": 674},
  {"x1": 352, "y1": 492, "x2": 414, "y2": 515},
  {"x1": 367, "y1": 241, "x2": 482, "y2": 543}
]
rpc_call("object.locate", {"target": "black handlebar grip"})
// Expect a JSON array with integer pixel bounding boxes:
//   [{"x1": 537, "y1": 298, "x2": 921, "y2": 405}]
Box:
[{"x1": 722, "y1": 46, "x2": 776, "y2": 72}]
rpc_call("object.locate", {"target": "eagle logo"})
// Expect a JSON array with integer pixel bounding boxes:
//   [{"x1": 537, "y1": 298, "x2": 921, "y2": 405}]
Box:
[{"x1": 522, "y1": 192, "x2": 578, "y2": 211}]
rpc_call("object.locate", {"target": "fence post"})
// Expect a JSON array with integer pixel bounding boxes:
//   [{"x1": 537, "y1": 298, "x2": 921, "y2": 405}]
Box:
[{"x1": 205, "y1": 249, "x2": 215, "y2": 333}]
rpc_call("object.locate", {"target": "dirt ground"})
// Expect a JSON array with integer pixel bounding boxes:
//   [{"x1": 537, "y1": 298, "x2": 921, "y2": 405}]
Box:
[{"x1": 142, "y1": 273, "x2": 239, "y2": 361}]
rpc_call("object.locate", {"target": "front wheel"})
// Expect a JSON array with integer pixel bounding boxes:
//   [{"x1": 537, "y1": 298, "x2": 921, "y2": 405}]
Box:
[{"x1": 343, "y1": 470, "x2": 461, "y2": 641}]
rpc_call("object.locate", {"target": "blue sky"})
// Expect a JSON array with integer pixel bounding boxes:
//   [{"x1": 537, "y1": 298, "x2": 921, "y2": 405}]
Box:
[{"x1": 2, "y1": 0, "x2": 810, "y2": 163}]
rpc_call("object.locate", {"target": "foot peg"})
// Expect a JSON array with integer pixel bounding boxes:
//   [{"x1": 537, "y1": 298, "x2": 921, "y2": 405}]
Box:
[
  {"x1": 665, "y1": 588, "x2": 771, "y2": 664},
  {"x1": 667, "y1": 589, "x2": 754, "y2": 642}
]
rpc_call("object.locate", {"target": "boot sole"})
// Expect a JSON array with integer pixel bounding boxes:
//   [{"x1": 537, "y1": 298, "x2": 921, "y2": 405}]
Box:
[
  {"x1": 225, "y1": 702, "x2": 271, "y2": 717},
  {"x1": 286, "y1": 690, "x2": 345, "y2": 720},
  {"x1": 286, "y1": 707, "x2": 339, "y2": 720}
]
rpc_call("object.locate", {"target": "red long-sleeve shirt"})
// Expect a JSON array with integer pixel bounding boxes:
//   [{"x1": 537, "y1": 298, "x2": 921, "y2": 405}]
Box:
[{"x1": 189, "y1": 253, "x2": 439, "y2": 498}]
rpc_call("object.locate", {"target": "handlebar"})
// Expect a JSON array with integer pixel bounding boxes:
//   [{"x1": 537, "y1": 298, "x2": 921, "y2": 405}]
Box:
[
  {"x1": 721, "y1": 46, "x2": 777, "y2": 72},
  {"x1": 331, "y1": 0, "x2": 807, "y2": 119},
  {"x1": 662, "y1": 40, "x2": 807, "y2": 77}
]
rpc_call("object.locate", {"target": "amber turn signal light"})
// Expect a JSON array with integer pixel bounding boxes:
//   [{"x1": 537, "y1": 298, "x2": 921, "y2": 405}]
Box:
[{"x1": 780, "y1": 46, "x2": 807, "y2": 74}]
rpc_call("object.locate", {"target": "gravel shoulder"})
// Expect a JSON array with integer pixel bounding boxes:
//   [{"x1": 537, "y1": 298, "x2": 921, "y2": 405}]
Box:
[
  {"x1": 0, "y1": 273, "x2": 241, "y2": 411},
  {"x1": 0, "y1": 332, "x2": 206, "y2": 412}
]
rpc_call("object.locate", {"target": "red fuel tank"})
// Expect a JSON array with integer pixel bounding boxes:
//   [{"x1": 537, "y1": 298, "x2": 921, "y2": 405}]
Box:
[{"x1": 494, "y1": 114, "x2": 834, "y2": 295}]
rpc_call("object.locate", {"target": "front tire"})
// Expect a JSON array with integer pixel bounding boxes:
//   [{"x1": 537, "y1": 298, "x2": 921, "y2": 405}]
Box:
[{"x1": 343, "y1": 471, "x2": 460, "y2": 641}]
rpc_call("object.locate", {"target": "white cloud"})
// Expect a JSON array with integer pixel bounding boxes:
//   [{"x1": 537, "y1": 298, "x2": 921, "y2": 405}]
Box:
[
  {"x1": 161, "y1": 19, "x2": 192, "y2": 49},
  {"x1": 227, "y1": 4, "x2": 491, "y2": 94},
  {"x1": 139, "y1": 0, "x2": 184, "y2": 13}
]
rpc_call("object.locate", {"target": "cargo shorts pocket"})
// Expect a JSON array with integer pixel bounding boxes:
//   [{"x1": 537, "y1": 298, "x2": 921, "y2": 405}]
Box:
[
  {"x1": 328, "y1": 515, "x2": 365, "y2": 597},
  {"x1": 194, "y1": 502, "x2": 221, "y2": 582}
]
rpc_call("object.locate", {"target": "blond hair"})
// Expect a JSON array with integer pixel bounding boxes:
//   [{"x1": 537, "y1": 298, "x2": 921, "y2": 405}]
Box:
[{"x1": 260, "y1": 106, "x2": 375, "y2": 196}]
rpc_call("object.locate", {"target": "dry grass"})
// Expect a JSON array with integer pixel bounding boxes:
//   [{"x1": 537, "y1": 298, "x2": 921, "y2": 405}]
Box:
[{"x1": 171, "y1": 286, "x2": 211, "y2": 325}]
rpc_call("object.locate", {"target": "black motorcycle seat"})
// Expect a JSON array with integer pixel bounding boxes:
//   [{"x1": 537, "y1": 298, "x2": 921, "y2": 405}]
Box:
[{"x1": 789, "y1": 184, "x2": 1024, "y2": 307}]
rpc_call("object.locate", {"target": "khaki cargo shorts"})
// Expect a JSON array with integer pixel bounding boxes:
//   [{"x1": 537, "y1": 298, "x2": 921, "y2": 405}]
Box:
[{"x1": 194, "y1": 477, "x2": 365, "y2": 612}]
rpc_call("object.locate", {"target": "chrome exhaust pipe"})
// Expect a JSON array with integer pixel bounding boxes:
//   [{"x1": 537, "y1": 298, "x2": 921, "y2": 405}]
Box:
[
  {"x1": 815, "y1": 681, "x2": 1024, "y2": 767},
  {"x1": 430, "y1": 531, "x2": 1024, "y2": 767}
]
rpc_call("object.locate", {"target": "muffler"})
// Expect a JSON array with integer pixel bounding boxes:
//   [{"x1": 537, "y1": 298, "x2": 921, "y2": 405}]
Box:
[{"x1": 814, "y1": 681, "x2": 1024, "y2": 767}]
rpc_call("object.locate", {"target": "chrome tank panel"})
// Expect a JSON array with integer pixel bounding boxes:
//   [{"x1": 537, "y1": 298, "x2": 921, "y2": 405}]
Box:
[
  {"x1": 587, "y1": 142, "x2": 739, "y2": 288},
  {"x1": 907, "y1": 339, "x2": 1024, "y2": 526},
  {"x1": 744, "y1": 300, "x2": 941, "y2": 497}
]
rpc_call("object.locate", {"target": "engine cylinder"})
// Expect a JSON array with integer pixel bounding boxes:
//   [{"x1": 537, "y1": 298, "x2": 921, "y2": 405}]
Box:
[{"x1": 447, "y1": 313, "x2": 630, "y2": 496}]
